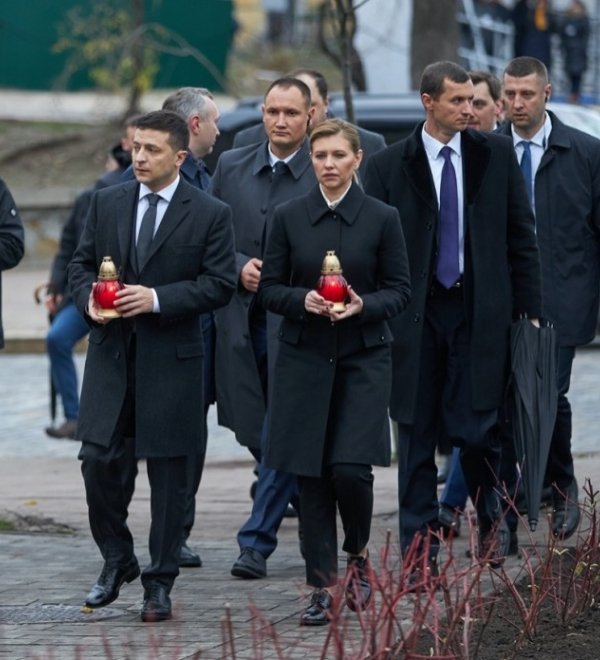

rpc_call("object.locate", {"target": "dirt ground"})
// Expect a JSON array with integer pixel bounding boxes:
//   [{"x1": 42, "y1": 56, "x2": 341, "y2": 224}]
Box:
[{"x1": 0, "y1": 119, "x2": 124, "y2": 193}]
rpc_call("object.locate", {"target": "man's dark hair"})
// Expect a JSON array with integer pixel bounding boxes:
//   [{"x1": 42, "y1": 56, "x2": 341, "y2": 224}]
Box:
[
  {"x1": 504, "y1": 56, "x2": 549, "y2": 84},
  {"x1": 420, "y1": 61, "x2": 470, "y2": 98},
  {"x1": 134, "y1": 110, "x2": 189, "y2": 152},
  {"x1": 469, "y1": 70, "x2": 501, "y2": 102},
  {"x1": 264, "y1": 77, "x2": 312, "y2": 109},
  {"x1": 286, "y1": 68, "x2": 329, "y2": 102}
]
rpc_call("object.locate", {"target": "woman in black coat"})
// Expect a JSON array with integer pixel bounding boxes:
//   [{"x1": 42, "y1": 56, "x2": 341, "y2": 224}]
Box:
[{"x1": 257, "y1": 119, "x2": 411, "y2": 626}]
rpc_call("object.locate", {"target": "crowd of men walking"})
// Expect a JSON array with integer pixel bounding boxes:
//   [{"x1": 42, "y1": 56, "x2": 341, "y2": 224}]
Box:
[{"x1": 1, "y1": 53, "x2": 599, "y2": 626}]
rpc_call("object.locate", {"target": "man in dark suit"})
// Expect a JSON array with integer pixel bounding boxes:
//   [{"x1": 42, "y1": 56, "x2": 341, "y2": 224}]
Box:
[
  {"x1": 121, "y1": 88, "x2": 221, "y2": 568},
  {"x1": 365, "y1": 61, "x2": 542, "y2": 574},
  {"x1": 500, "y1": 56, "x2": 600, "y2": 539},
  {"x1": 0, "y1": 178, "x2": 24, "y2": 350},
  {"x1": 232, "y1": 68, "x2": 386, "y2": 180},
  {"x1": 68, "y1": 110, "x2": 236, "y2": 622},
  {"x1": 210, "y1": 77, "x2": 316, "y2": 579}
]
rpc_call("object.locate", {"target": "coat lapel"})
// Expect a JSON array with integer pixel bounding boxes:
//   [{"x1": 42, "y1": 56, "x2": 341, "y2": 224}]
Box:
[
  {"x1": 401, "y1": 125, "x2": 437, "y2": 211},
  {"x1": 116, "y1": 183, "x2": 139, "y2": 273},
  {"x1": 461, "y1": 129, "x2": 491, "y2": 207}
]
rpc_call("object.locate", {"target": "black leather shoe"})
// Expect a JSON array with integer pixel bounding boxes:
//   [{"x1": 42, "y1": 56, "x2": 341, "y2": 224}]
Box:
[
  {"x1": 438, "y1": 504, "x2": 461, "y2": 538},
  {"x1": 45, "y1": 419, "x2": 77, "y2": 440},
  {"x1": 552, "y1": 479, "x2": 581, "y2": 540},
  {"x1": 478, "y1": 520, "x2": 510, "y2": 569},
  {"x1": 231, "y1": 547, "x2": 267, "y2": 579},
  {"x1": 140, "y1": 583, "x2": 172, "y2": 622},
  {"x1": 300, "y1": 589, "x2": 333, "y2": 626},
  {"x1": 179, "y1": 542, "x2": 202, "y2": 568},
  {"x1": 345, "y1": 555, "x2": 371, "y2": 611},
  {"x1": 85, "y1": 561, "x2": 140, "y2": 608}
]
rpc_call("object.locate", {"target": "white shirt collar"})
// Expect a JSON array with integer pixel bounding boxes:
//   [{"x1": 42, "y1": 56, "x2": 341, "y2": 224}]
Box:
[
  {"x1": 319, "y1": 182, "x2": 352, "y2": 210},
  {"x1": 268, "y1": 147, "x2": 300, "y2": 168},
  {"x1": 422, "y1": 126, "x2": 463, "y2": 161},
  {"x1": 138, "y1": 175, "x2": 180, "y2": 203},
  {"x1": 511, "y1": 112, "x2": 552, "y2": 149}
]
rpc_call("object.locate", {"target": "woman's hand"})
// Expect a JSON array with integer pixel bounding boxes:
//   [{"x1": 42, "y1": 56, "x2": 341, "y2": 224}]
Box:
[
  {"x1": 328, "y1": 286, "x2": 363, "y2": 322},
  {"x1": 305, "y1": 289, "x2": 333, "y2": 315}
]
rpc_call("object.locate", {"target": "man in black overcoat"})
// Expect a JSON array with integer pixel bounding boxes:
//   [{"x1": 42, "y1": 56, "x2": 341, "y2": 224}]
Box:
[
  {"x1": 210, "y1": 78, "x2": 316, "y2": 579},
  {"x1": 68, "y1": 111, "x2": 236, "y2": 622},
  {"x1": 501, "y1": 56, "x2": 600, "y2": 539},
  {"x1": 365, "y1": 61, "x2": 542, "y2": 575}
]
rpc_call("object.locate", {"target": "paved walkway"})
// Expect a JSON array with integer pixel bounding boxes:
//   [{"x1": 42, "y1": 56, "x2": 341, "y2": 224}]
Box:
[{"x1": 2, "y1": 263, "x2": 600, "y2": 658}]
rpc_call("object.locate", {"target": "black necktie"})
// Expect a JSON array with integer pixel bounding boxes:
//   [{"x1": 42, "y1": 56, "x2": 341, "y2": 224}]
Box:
[
  {"x1": 273, "y1": 161, "x2": 287, "y2": 176},
  {"x1": 436, "y1": 146, "x2": 460, "y2": 288},
  {"x1": 137, "y1": 193, "x2": 160, "y2": 269}
]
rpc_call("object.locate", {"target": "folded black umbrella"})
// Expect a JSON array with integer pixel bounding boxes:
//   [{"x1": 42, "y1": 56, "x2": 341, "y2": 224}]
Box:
[{"x1": 510, "y1": 319, "x2": 557, "y2": 531}]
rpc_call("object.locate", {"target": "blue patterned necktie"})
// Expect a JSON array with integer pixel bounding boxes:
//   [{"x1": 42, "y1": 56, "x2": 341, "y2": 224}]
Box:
[
  {"x1": 137, "y1": 193, "x2": 160, "y2": 269},
  {"x1": 436, "y1": 146, "x2": 460, "y2": 289},
  {"x1": 519, "y1": 141, "x2": 533, "y2": 204}
]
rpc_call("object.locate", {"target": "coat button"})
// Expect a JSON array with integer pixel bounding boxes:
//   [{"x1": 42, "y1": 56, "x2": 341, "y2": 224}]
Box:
[
  {"x1": 426, "y1": 222, "x2": 433, "y2": 230},
  {"x1": 413, "y1": 314, "x2": 421, "y2": 323},
  {"x1": 380, "y1": 335, "x2": 385, "y2": 341},
  {"x1": 254, "y1": 239, "x2": 260, "y2": 246},
  {"x1": 332, "y1": 214, "x2": 337, "y2": 220},
  {"x1": 420, "y1": 270, "x2": 427, "y2": 279},
  {"x1": 260, "y1": 207, "x2": 267, "y2": 213},
  {"x1": 329, "y1": 357, "x2": 335, "y2": 364},
  {"x1": 331, "y1": 322, "x2": 335, "y2": 327},
  {"x1": 115, "y1": 351, "x2": 120, "y2": 360}
]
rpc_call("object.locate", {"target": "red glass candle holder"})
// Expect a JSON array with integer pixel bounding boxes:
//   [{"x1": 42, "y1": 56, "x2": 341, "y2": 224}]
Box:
[
  {"x1": 316, "y1": 250, "x2": 348, "y2": 312},
  {"x1": 93, "y1": 256, "x2": 124, "y2": 319}
]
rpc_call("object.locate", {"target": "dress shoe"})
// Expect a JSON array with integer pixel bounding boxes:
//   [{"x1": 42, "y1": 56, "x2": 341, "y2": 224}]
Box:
[
  {"x1": 345, "y1": 554, "x2": 371, "y2": 611},
  {"x1": 45, "y1": 419, "x2": 77, "y2": 440},
  {"x1": 140, "y1": 583, "x2": 172, "y2": 622},
  {"x1": 438, "y1": 504, "x2": 461, "y2": 538},
  {"x1": 179, "y1": 542, "x2": 202, "y2": 568},
  {"x1": 551, "y1": 479, "x2": 581, "y2": 540},
  {"x1": 85, "y1": 561, "x2": 140, "y2": 608},
  {"x1": 478, "y1": 520, "x2": 510, "y2": 569},
  {"x1": 300, "y1": 589, "x2": 333, "y2": 626},
  {"x1": 231, "y1": 547, "x2": 267, "y2": 579}
]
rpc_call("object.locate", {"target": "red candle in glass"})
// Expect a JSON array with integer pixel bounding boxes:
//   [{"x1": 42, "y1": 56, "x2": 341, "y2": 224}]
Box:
[
  {"x1": 316, "y1": 250, "x2": 348, "y2": 312},
  {"x1": 93, "y1": 256, "x2": 124, "y2": 318}
]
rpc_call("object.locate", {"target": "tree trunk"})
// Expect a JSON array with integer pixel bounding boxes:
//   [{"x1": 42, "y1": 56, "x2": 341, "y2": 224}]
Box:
[
  {"x1": 410, "y1": 0, "x2": 459, "y2": 89},
  {"x1": 126, "y1": 0, "x2": 145, "y2": 118}
]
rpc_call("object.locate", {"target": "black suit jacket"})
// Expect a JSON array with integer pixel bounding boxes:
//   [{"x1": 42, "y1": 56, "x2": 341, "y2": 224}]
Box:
[
  {"x1": 68, "y1": 178, "x2": 236, "y2": 456},
  {"x1": 365, "y1": 124, "x2": 542, "y2": 423}
]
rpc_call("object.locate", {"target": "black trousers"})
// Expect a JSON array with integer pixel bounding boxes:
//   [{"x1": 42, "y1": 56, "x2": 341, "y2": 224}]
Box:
[
  {"x1": 299, "y1": 463, "x2": 373, "y2": 589},
  {"x1": 398, "y1": 285, "x2": 500, "y2": 557},
  {"x1": 79, "y1": 337, "x2": 187, "y2": 590}
]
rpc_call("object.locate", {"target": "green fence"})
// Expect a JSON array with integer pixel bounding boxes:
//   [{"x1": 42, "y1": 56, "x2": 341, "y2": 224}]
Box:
[{"x1": 0, "y1": 0, "x2": 234, "y2": 91}]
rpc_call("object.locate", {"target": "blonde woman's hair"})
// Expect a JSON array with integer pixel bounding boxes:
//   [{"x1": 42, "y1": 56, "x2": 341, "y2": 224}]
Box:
[{"x1": 309, "y1": 118, "x2": 361, "y2": 153}]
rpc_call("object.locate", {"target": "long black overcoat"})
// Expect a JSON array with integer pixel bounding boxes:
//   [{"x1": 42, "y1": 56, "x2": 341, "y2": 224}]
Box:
[
  {"x1": 257, "y1": 183, "x2": 411, "y2": 477},
  {"x1": 68, "y1": 179, "x2": 236, "y2": 457},
  {"x1": 364, "y1": 125, "x2": 542, "y2": 425},
  {"x1": 498, "y1": 112, "x2": 600, "y2": 347},
  {"x1": 209, "y1": 140, "x2": 316, "y2": 450}
]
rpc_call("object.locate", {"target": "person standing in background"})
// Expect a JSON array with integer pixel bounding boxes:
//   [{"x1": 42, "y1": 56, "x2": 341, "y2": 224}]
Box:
[
  {"x1": 0, "y1": 178, "x2": 25, "y2": 350},
  {"x1": 559, "y1": 0, "x2": 590, "y2": 104}
]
